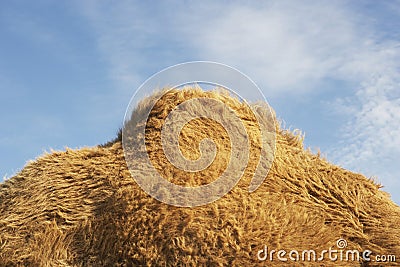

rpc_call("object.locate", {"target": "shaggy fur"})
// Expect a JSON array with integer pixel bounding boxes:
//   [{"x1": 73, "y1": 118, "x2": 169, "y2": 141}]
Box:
[{"x1": 0, "y1": 88, "x2": 399, "y2": 266}]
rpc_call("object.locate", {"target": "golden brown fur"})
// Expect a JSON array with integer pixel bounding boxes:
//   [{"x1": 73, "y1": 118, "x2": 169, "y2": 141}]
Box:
[{"x1": 1, "y1": 88, "x2": 399, "y2": 266}]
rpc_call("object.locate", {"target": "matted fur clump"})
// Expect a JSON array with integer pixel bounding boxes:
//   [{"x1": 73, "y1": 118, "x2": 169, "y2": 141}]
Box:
[{"x1": 0, "y1": 88, "x2": 399, "y2": 266}]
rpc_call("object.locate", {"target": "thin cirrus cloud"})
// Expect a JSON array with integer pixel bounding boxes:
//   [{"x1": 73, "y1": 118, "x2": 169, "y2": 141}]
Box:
[
  {"x1": 331, "y1": 71, "x2": 400, "y2": 190},
  {"x1": 75, "y1": 1, "x2": 400, "y2": 203},
  {"x1": 180, "y1": 2, "x2": 362, "y2": 93}
]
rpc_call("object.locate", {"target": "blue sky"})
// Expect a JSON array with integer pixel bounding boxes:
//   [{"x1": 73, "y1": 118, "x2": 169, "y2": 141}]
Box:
[{"x1": 1, "y1": 0, "x2": 399, "y2": 204}]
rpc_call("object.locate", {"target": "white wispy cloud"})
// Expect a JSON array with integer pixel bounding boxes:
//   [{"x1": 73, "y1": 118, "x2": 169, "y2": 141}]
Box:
[
  {"x1": 330, "y1": 69, "x2": 400, "y2": 192},
  {"x1": 78, "y1": 1, "x2": 387, "y2": 94},
  {"x1": 77, "y1": 1, "x2": 364, "y2": 96},
  {"x1": 179, "y1": 1, "x2": 362, "y2": 93}
]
